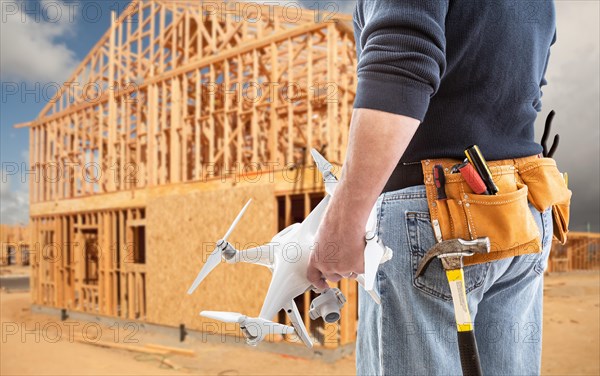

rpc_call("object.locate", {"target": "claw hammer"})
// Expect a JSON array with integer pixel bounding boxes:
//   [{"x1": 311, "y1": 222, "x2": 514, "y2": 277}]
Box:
[{"x1": 416, "y1": 237, "x2": 490, "y2": 376}]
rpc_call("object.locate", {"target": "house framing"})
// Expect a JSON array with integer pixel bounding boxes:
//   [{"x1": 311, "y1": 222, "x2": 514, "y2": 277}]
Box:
[{"x1": 0, "y1": 225, "x2": 31, "y2": 266}]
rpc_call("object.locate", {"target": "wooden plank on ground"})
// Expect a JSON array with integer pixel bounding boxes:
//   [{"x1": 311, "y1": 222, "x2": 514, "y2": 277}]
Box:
[
  {"x1": 144, "y1": 343, "x2": 195, "y2": 357},
  {"x1": 72, "y1": 336, "x2": 169, "y2": 355}
]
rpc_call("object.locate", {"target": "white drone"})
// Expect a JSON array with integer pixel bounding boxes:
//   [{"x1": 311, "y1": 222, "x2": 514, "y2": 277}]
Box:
[{"x1": 187, "y1": 149, "x2": 393, "y2": 348}]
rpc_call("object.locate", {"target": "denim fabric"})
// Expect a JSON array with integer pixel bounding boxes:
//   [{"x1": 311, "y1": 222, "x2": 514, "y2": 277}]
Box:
[{"x1": 356, "y1": 185, "x2": 553, "y2": 376}]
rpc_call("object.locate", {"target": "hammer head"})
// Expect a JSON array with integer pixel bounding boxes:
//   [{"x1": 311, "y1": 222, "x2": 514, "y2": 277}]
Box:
[{"x1": 415, "y1": 238, "x2": 490, "y2": 277}]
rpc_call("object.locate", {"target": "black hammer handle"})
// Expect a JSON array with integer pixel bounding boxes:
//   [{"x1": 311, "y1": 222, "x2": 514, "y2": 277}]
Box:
[{"x1": 457, "y1": 330, "x2": 483, "y2": 376}]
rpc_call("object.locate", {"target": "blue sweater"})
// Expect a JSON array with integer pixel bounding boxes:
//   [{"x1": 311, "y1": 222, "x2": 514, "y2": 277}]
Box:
[{"x1": 353, "y1": 0, "x2": 557, "y2": 161}]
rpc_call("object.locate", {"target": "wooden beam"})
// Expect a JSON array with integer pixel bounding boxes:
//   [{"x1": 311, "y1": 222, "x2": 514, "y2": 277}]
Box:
[{"x1": 25, "y1": 22, "x2": 329, "y2": 128}]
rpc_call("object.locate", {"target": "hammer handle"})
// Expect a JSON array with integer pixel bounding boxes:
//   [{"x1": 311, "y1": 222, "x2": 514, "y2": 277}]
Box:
[{"x1": 457, "y1": 330, "x2": 483, "y2": 376}]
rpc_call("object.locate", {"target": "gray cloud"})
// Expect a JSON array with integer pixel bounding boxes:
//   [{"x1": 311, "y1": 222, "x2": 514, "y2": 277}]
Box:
[
  {"x1": 0, "y1": 168, "x2": 29, "y2": 225},
  {"x1": 301, "y1": 0, "x2": 599, "y2": 231},
  {"x1": 324, "y1": 0, "x2": 599, "y2": 232},
  {"x1": 534, "y1": 1, "x2": 600, "y2": 232},
  {"x1": 0, "y1": 0, "x2": 79, "y2": 83}
]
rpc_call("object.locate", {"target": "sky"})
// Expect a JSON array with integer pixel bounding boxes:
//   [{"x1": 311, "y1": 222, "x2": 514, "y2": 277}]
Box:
[
  {"x1": 1, "y1": 0, "x2": 598, "y2": 232},
  {"x1": 1, "y1": 0, "x2": 121, "y2": 224}
]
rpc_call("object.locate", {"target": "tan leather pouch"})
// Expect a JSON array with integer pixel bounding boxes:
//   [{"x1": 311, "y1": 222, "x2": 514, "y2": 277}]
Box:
[
  {"x1": 422, "y1": 155, "x2": 571, "y2": 265},
  {"x1": 515, "y1": 157, "x2": 572, "y2": 244},
  {"x1": 551, "y1": 201, "x2": 570, "y2": 244}
]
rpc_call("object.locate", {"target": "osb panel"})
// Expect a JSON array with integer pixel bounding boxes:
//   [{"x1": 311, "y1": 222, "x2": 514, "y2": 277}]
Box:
[
  {"x1": 145, "y1": 183, "x2": 277, "y2": 331},
  {"x1": 29, "y1": 165, "x2": 331, "y2": 216}
]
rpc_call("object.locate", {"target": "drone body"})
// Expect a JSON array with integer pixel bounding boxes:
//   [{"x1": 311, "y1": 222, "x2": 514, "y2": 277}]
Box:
[{"x1": 187, "y1": 149, "x2": 393, "y2": 347}]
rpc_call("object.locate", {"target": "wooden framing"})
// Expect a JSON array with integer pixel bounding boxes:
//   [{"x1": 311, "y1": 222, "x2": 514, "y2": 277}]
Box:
[
  {"x1": 547, "y1": 233, "x2": 600, "y2": 272},
  {"x1": 24, "y1": 0, "x2": 356, "y2": 204},
  {"x1": 22, "y1": 1, "x2": 358, "y2": 348},
  {"x1": 29, "y1": 209, "x2": 147, "y2": 319},
  {"x1": 0, "y1": 225, "x2": 31, "y2": 266}
]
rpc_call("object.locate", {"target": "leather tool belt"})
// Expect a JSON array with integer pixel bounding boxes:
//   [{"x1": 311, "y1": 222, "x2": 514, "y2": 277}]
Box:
[{"x1": 420, "y1": 155, "x2": 572, "y2": 265}]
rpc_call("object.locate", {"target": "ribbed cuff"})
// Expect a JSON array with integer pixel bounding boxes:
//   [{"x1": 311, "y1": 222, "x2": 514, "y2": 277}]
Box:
[{"x1": 353, "y1": 76, "x2": 433, "y2": 122}]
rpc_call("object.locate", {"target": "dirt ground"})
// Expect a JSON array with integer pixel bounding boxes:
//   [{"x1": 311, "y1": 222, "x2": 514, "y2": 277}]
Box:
[
  {"x1": 541, "y1": 272, "x2": 600, "y2": 375},
  {"x1": 1, "y1": 272, "x2": 598, "y2": 376}
]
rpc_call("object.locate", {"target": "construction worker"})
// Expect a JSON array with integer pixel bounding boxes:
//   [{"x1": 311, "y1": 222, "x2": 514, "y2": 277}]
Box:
[{"x1": 307, "y1": 1, "x2": 557, "y2": 374}]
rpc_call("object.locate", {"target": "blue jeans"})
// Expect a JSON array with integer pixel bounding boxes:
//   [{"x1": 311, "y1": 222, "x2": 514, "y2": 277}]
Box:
[{"x1": 356, "y1": 185, "x2": 553, "y2": 376}]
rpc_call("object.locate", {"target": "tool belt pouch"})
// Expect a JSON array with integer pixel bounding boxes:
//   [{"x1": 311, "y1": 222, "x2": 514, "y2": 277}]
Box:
[
  {"x1": 517, "y1": 157, "x2": 572, "y2": 245},
  {"x1": 422, "y1": 156, "x2": 572, "y2": 266}
]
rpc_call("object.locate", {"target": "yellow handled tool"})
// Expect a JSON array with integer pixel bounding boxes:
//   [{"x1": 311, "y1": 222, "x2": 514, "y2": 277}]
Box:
[{"x1": 416, "y1": 237, "x2": 490, "y2": 376}]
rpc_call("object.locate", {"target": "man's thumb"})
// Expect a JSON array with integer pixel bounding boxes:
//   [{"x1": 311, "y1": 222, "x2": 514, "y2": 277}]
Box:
[{"x1": 307, "y1": 264, "x2": 329, "y2": 290}]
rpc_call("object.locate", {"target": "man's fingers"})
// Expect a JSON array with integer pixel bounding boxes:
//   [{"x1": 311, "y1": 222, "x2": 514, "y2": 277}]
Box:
[
  {"x1": 355, "y1": 260, "x2": 365, "y2": 274},
  {"x1": 307, "y1": 263, "x2": 329, "y2": 290},
  {"x1": 306, "y1": 263, "x2": 321, "y2": 284},
  {"x1": 313, "y1": 278, "x2": 329, "y2": 291},
  {"x1": 324, "y1": 273, "x2": 343, "y2": 283}
]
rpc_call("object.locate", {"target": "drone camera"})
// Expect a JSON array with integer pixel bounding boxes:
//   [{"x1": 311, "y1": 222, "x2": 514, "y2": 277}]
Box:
[
  {"x1": 324, "y1": 311, "x2": 340, "y2": 323},
  {"x1": 309, "y1": 288, "x2": 347, "y2": 323}
]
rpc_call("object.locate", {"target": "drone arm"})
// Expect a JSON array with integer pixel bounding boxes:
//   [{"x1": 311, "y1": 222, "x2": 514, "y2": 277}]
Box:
[{"x1": 234, "y1": 244, "x2": 275, "y2": 267}]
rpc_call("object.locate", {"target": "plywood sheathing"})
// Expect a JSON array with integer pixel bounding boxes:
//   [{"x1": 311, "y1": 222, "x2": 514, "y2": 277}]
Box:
[{"x1": 145, "y1": 183, "x2": 276, "y2": 332}]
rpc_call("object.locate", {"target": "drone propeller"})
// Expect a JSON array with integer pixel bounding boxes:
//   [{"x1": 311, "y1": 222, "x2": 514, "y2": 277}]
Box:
[
  {"x1": 363, "y1": 236, "x2": 384, "y2": 291},
  {"x1": 355, "y1": 274, "x2": 381, "y2": 304},
  {"x1": 359, "y1": 203, "x2": 393, "y2": 301},
  {"x1": 223, "y1": 199, "x2": 252, "y2": 241},
  {"x1": 365, "y1": 201, "x2": 378, "y2": 236},
  {"x1": 310, "y1": 148, "x2": 337, "y2": 196},
  {"x1": 363, "y1": 204, "x2": 381, "y2": 290},
  {"x1": 187, "y1": 199, "x2": 252, "y2": 294}
]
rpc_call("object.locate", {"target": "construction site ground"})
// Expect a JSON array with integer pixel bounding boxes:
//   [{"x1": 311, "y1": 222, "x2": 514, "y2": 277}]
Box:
[{"x1": 1, "y1": 271, "x2": 598, "y2": 376}]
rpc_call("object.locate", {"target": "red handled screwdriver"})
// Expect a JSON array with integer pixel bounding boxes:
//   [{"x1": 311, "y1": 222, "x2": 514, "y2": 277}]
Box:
[
  {"x1": 459, "y1": 163, "x2": 489, "y2": 195},
  {"x1": 433, "y1": 164, "x2": 447, "y2": 200}
]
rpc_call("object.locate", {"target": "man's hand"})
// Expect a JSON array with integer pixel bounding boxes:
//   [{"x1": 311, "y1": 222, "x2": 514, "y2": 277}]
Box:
[
  {"x1": 306, "y1": 109, "x2": 420, "y2": 290},
  {"x1": 307, "y1": 188, "x2": 368, "y2": 290}
]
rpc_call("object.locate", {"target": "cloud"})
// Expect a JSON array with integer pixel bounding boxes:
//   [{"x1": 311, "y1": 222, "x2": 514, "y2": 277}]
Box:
[
  {"x1": 0, "y1": 0, "x2": 79, "y2": 83},
  {"x1": 0, "y1": 167, "x2": 29, "y2": 225},
  {"x1": 536, "y1": 0, "x2": 600, "y2": 232},
  {"x1": 298, "y1": 0, "x2": 356, "y2": 14}
]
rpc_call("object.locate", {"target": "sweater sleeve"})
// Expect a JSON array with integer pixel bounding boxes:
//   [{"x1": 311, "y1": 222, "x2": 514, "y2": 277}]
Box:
[
  {"x1": 535, "y1": 30, "x2": 557, "y2": 112},
  {"x1": 353, "y1": 0, "x2": 449, "y2": 121}
]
